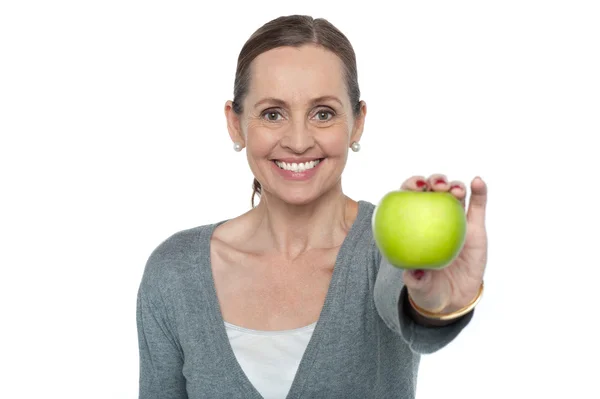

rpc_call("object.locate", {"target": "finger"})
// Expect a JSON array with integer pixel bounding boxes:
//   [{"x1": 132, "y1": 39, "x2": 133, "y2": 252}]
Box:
[
  {"x1": 467, "y1": 176, "x2": 488, "y2": 225},
  {"x1": 427, "y1": 173, "x2": 449, "y2": 192},
  {"x1": 402, "y1": 269, "x2": 432, "y2": 293},
  {"x1": 448, "y1": 180, "x2": 467, "y2": 208},
  {"x1": 400, "y1": 175, "x2": 429, "y2": 192}
]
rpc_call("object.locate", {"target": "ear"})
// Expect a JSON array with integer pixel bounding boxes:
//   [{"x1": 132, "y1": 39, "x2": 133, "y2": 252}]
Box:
[
  {"x1": 224, "y1": 100, "x2": 245, "y2": 147},
  {"x1": 349, "y1": 100, "x2": 367, "y2": 145}
]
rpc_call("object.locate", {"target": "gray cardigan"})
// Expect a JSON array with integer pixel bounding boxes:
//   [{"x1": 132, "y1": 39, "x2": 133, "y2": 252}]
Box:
[{"x1": 136, "y1": 200, "x2": 474, "y2": 398}]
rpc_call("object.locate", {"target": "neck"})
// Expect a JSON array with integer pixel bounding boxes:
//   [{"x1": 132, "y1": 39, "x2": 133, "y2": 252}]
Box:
[{"x1": 250, "y1": 184, "x2": 358, "y2": 260}]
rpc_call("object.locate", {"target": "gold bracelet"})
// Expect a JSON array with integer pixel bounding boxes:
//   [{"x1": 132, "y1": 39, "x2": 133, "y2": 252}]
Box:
[{"x1": 408, "y1": 281, "x2": 484, "y2": 321}]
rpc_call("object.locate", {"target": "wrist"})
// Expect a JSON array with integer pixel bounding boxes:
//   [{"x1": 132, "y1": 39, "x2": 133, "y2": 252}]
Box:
[
  {"x1": 404, "y1": 281, "x2": 484, "y2": 327},
  {"x1": 404, "y1": 293, "x2": 464, "y2": 327}
]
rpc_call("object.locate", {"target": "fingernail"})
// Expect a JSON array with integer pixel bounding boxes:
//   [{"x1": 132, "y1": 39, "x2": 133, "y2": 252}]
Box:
[
  {"x1": 450, "y1": 185, "x2": 461, "y2": 190},
  {"x1": 416, "y1": 180, "x2": 427, "y2": 188},
  {"x1": 411, "y1": 270, "x2": 425, "y2": 280},
  {"x1": 435, "y1": 179, "x2": 446, "y2": 185}
]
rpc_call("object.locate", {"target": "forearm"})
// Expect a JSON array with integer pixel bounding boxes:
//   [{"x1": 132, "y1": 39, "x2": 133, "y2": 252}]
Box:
[{"x1": 374, "y1": 254, "x2": 474, "y2": 354}]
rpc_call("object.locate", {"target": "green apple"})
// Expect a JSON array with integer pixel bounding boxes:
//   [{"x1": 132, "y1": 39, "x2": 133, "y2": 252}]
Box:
[{"x1": 372, "y1": 190, "x2": 467, "y2": 270}]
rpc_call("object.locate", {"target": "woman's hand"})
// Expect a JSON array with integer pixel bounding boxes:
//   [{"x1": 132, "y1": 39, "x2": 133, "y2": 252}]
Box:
[{"x1": 400, "y1": 174, "x2": 488, "y2": 316}]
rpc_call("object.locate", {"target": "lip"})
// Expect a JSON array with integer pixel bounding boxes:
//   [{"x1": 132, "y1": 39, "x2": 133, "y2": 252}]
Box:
[
  {"x1": 272, "y1": 157, "x2": 325, "y2": 163},
  {"x1": 271, "y1": 158, "x2": 324, "y2": 181}
]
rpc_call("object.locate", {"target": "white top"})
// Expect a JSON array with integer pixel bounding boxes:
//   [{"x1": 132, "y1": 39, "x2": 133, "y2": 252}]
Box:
[{"x1": 225, "y1": 321, "x2": 317, "y2": 399}]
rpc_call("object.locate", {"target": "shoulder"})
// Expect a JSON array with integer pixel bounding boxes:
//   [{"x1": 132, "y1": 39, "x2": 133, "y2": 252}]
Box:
[
  {"x1": 355, "y1": 200, "x2": 376, "y2": 241},
  {"x1": 139, "y1": 221, "x2": 224, "y2": 294},
  {"x1": 146, "y1": 224, "x2": 212, "y2": 265},
  {"x1": 352, "y1": 200, "x2": 382, "y2": 263}
]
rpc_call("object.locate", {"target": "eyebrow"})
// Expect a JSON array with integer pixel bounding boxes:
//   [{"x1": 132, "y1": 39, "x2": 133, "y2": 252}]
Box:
[{"x1": 253, "y1": 96, "x2": 343, "y2": 109}]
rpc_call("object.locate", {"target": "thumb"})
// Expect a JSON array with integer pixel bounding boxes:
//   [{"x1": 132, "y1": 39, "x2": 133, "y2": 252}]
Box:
[{"x1": 467, "y1": 176, "x2": 488, "y2": 226}]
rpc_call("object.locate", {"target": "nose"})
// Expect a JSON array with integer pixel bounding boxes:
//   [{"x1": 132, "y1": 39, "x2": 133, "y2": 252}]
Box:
[{"x1": 280, "y1": 120, "x2": 315, "y2": 153}]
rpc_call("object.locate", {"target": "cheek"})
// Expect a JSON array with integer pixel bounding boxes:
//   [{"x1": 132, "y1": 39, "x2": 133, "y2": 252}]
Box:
[
  {"x1": 245, "y1": 122, "x2": 350, "y2": 157},
  {"x1": 319, "y1": 130, "x2": 350, "y2": 155},
  {"x1": 245, "y1": 126, "x2": 276, "y2": 156}
]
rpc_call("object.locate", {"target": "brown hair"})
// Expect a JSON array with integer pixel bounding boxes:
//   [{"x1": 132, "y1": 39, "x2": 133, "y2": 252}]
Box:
[{"x1": 230, "y1": 15, "x2": 361, "y2": 208}]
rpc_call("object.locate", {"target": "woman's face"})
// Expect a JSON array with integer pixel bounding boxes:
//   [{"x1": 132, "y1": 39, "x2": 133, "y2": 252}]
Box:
[{"x1": 226, "y1": 44, "x2": 366, "y2": 206}]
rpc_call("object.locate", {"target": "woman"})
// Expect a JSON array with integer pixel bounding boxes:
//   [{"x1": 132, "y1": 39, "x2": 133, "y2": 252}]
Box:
[{"x1": 136, "y1": 14, "x2": 488, "y2": 399}]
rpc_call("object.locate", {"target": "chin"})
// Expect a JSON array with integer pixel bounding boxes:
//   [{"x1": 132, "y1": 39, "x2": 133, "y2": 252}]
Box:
[{"x1": 275, "y1": 190, "x2": 321, "y2": 206}]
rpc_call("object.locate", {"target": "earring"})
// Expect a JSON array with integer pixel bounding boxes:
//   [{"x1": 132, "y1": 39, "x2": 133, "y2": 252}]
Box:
[
  {"x1": 350, "y1": 141, "x2": 361, "y2": 152},
  {"x1": 233, "y1": 142, "x2": 243, "y2": 152}
]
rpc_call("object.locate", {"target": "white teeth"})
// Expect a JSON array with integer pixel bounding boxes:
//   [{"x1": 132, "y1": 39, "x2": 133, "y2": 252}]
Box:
[{"x1": 275, "y1": 159, "x2": 321, "y2": 172}]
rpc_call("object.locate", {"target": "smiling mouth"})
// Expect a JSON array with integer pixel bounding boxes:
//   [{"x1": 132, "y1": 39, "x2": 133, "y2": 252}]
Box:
[{"x1": 273, "y1": 158, "x2": 324, "y2": 172}]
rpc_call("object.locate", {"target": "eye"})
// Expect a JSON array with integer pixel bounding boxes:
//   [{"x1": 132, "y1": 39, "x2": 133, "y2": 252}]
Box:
[
  {"x1": 262, "y1": 110, "x2": 283, "y2": 121},
  {"x1": 314, "y1": 109, "x2": 334, "y2": 122}
]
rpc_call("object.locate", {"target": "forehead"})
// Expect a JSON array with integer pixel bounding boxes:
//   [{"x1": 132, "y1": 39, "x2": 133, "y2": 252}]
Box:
[{"x1": 247, "y1": 45, "x2": 347, "y2": 103}]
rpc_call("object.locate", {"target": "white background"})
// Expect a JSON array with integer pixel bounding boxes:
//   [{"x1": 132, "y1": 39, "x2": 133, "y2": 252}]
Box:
[{"x1": 1, "y1": 1, "x2": 599, "y2": 398}]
